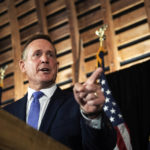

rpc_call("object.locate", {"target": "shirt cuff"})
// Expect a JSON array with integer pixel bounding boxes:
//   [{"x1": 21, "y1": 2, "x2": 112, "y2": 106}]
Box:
[{"x1": 80, "y1": 109, "x2": 102, "y2": 129}]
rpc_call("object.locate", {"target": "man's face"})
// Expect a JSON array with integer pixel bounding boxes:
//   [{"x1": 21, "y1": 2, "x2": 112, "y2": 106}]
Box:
[{"x1": 20, "y1": 39, "x2": 58, "y2": 90}]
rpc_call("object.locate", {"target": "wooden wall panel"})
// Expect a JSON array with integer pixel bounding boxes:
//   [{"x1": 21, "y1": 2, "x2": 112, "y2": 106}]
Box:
[
  {"x1": 0, "y1": 1, "x2": 7, "y2": 14},
  {"x1": 81, "y1": 26, "x2": 99, "y2": 44},
  {"x1": 57, "y1": 53, "x2": 73, "y2": 69},
  {"x1": 84, "y1": 42, "x2": 99, "y2": 58},
  {"x1": 56, "y1": 68, "x2": 72, "y2": 83},
  {"x1": 76, "y1": 0, "x2": 100, "y2": 16},
  {"x1": 114, "y1": 6, "x2": 147, "y2": 30},
  {"x1": 78, "y1": 8, "x2": 103, "y2": 30},
  {"x1": 0, "y1": 51, "x2": 12, "y2": 65},
  {"x1": 4, "y1": 76, "x2": 14, "y2": 89},
  {"x1": 116, "y1": 23, "x2": 149, "y2": 46},
  {"x1": 119, "y1": 39, "x2": 150, "y2": 62},
  {"x1": 111, "y1": 0, "x2": 144, "y2": 15},
  {"x1": 45, "y1": 0, "x2": 66, "y2": 16},
  {"x1": 0, "y1": 0, "x2": 150, "y2": 105},
  {"x1": 0, "y1": 36, "x2": 11, "y2": 52},
  {"x1": 47, "y1": 11, "x2": 68, "y2": 30},
  {"x1": 1, "y1": 89, "x2": 14, "y2": 103},
  {"x1": 5, "y1": 63, "x2": 14, "y2": 75},
  {"x1": 0, "y1": 24, "x2": 10, "y2": 39},
  {"x1": 16, "y1": 0, "x2": 35, "y2": 17},
  {"x1": 0, "y1": 12, "x2": 9, "y2": 27},
  {"x1": 55, "y1": 38, "x2": 71, "y2": 54},
  {"x1": 49, "y1": 24, "x2": 70, "y2": 42},
  {"x1": 112, "y1": 0, "x2": 150, "y2": 69},
  {"x1": 18, "y1": 11, "x2": 38, "y2": 30},
  {"x1": 20, "y1": 23, "x2": 39, "y2": 42}
]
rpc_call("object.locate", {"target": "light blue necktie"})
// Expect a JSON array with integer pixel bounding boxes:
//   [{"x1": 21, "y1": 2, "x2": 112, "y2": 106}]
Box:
[{"x1": 27, "y1": 91, "x2": 43, "y2": 129}]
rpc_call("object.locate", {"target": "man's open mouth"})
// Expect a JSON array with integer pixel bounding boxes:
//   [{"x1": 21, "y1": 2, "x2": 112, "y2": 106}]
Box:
[{"x1": 39, "y1": 68, "x2": 50, "y2": 72}]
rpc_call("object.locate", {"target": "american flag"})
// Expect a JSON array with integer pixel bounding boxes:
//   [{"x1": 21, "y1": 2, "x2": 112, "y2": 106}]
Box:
[{"x1": 96, "y1": 46, "x2": 132, "y2": 150}]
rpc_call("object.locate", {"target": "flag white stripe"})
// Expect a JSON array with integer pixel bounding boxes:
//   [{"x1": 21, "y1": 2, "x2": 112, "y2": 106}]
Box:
[{"x1": 118, "y1": 123, "x2": 132, "y2": 150}]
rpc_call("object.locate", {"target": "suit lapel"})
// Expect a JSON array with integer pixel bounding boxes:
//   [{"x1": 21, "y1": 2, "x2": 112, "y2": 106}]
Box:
[
  {"x1": 15, "y1": 94, "x2": 27, "y2": 121},
  {"x1": 39, "y1": 87, "x2": 66, "y2": 133}
]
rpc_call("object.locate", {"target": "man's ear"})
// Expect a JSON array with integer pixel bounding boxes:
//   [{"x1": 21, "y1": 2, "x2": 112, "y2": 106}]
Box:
[{"x1": 19, "y1": 60, "x2": 26, "y2": 73}]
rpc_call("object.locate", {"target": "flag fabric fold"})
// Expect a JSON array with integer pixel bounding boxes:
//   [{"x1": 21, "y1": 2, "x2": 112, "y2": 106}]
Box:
[{"x1": 96, "y1": 46, "x2": 132, "y2": 150}]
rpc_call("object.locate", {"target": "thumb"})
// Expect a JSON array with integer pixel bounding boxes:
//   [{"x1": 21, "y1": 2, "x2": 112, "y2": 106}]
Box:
[{"x1": 85, "y1": 68, "x2": 103, "y2": 84}]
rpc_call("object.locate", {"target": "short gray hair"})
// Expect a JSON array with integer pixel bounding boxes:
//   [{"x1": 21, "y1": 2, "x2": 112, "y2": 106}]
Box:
[{"x1": 22, "y1": 34, "x2": 57, "y2": 60}]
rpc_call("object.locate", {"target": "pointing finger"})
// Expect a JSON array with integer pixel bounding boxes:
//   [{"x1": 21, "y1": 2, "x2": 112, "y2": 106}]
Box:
[{"x1": 85, "y1": 68, "x2": 103, "y2": 85}]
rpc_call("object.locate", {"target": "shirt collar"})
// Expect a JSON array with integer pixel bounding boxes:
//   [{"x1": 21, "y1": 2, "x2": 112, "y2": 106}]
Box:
[{"x1": 27, "y1": 84, "x2": 57, "y2": 101}]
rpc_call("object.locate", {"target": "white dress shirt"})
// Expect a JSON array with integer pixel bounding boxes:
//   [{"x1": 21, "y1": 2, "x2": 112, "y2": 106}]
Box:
[
  {"x1": 26, "y1": 84, "x2": 101, "y2": 130},
  {"x1": 26, "y1": 84, "x2": 57, "y2": 129}
]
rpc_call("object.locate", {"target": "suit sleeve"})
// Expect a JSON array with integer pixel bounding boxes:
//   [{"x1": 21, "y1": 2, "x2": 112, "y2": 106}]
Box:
[{"x1": 80, "y1": 110, "x2": 117, "y2": 150}]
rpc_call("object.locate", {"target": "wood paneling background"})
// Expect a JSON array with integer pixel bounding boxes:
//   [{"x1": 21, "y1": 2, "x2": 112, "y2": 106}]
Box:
[{"x1": 0, "y1": 0, "x2": 150, "y2": 105}]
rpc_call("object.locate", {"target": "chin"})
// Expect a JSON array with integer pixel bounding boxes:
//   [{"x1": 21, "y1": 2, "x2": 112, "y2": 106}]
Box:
[
  {"x1": 40, "y1": 78, "x2": 55, "y2": 84},
  {"x1": 38, "y1": 74, "x2": 56, "y2": 84}
]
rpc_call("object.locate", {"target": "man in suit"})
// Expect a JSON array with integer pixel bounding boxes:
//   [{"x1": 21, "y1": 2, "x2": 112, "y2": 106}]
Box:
[{"x1": 3, "y1": 34, "x2": 116, "y2": 150}]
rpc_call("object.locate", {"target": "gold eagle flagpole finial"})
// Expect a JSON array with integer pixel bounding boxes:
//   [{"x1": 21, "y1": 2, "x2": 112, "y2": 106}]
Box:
[
  {"x1": 0, "y1": 65, "x2": 8, "y2": 87},
  {"x1": 95, "y1": 24, "x2": 108, "y2": 67},
  {"x1": 95, "y1": 24, "x2": 108, "y2": 48}
]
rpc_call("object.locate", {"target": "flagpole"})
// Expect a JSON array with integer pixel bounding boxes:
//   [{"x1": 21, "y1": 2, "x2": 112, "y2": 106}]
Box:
[{"x1": 95, "y1": 25, "x2": 132, "y2": 150}]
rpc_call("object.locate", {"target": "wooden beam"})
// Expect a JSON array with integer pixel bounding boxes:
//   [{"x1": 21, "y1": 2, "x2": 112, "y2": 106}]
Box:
[
  {"x1": 65, "y1": 0, "x2": 80, "y2": 83},
  {"x1": 101, "y1": 0, "x2": 120, "y2": 72},
  {"x1": 34, "y1": 0, "x2": 48, "y2": 34},
  {"x1": 7, "y1": 0, "x2": 24, "y2": 101},
  {"x1": 78, "y1": 39, "x2": 87, "y2": 83}
]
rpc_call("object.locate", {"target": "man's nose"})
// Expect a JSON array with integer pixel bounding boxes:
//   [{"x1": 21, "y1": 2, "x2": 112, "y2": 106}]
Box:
[{"x1": 41, "y1": 54, "x2": 49, "y2": 63}]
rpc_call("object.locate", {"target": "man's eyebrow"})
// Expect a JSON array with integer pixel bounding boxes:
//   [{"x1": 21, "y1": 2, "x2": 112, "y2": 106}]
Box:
[
  {"x1": 47, "y1": 49, "x2": 55, "y2": 53},
  {"x1": 34, "y1": 49, "x2": 42, "y2": 52}
]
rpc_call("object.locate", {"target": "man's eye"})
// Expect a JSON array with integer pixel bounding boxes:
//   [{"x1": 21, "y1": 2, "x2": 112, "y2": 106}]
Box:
[
  {"x1": 35, "y1": 53, "x2": 40, "y2": 56},
  {"x1": 47, "y1": 52, "x2": 54, "y2": 57}
]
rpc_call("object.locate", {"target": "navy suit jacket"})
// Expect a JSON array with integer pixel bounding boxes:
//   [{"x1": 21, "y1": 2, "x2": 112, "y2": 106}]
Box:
[{"x1": 3, "y1": 87, "x2": 116, "y2": 150}]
